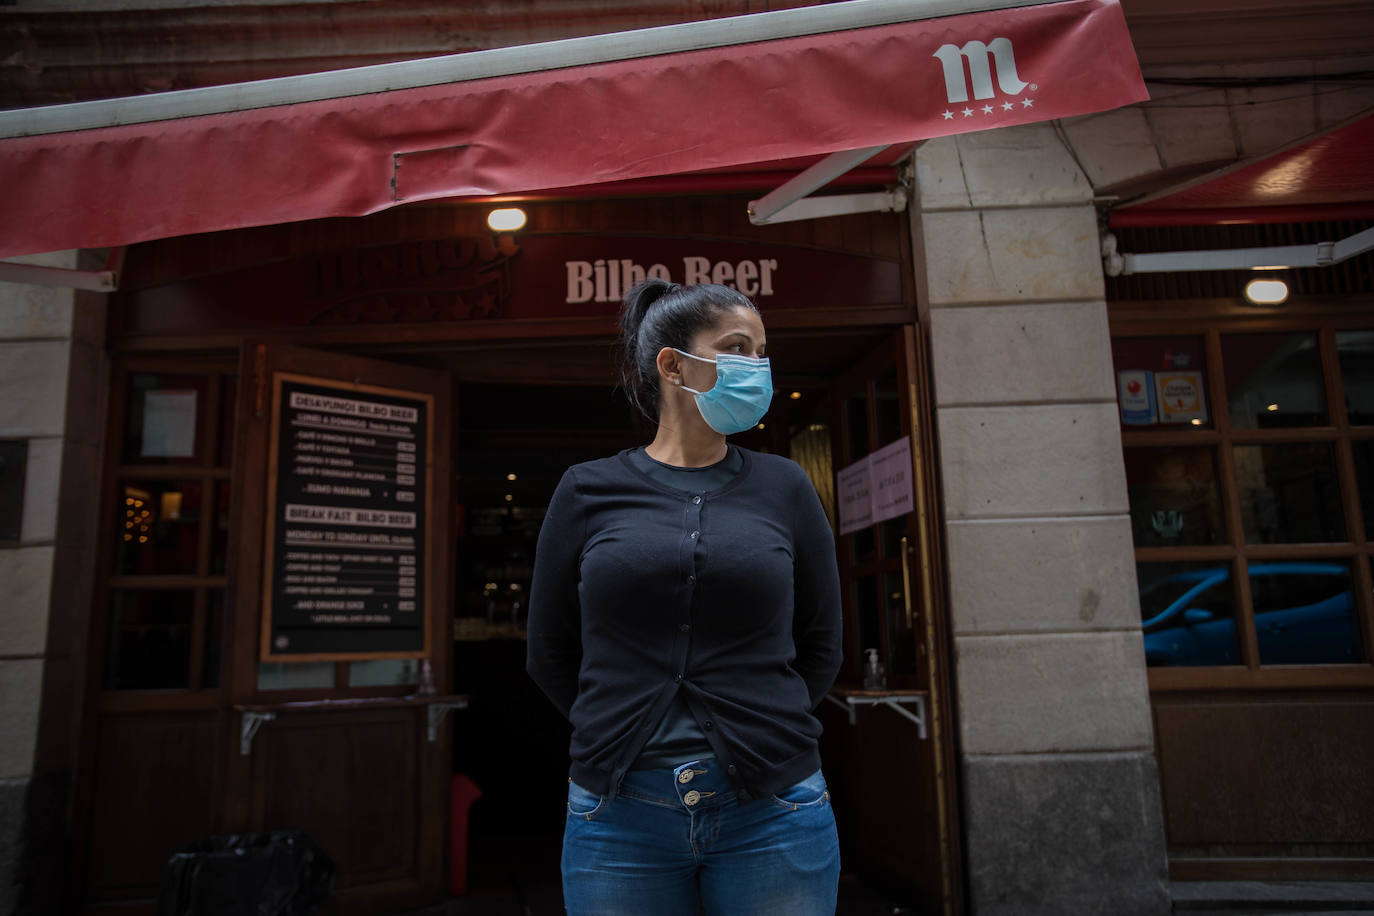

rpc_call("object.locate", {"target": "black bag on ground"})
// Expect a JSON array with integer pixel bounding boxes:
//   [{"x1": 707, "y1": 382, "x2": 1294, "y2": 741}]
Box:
[{"x1": 156, "y1": 830, "x2": 335, "y2": 916}]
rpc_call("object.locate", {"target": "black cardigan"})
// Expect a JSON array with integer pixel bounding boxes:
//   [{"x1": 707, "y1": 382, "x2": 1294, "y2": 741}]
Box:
[{"x1": 525, "y1": 447, "x2": 843, "y2": 801}]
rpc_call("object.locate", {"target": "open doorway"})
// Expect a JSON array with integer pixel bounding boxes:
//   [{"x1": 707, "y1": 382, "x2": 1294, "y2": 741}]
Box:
[{"x1": 432, "y1": 325, "x2": 952, "y2": 913}]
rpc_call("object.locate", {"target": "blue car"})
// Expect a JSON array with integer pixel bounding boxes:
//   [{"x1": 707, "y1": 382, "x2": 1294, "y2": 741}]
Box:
[{"x1": 1140, "y1": 562, "x2": 1360, "y2": 666}]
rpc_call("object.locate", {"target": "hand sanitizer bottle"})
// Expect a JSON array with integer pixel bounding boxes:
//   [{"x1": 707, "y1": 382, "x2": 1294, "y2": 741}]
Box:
[{"x1": 863, "y1": 648, "x2": 886, "y2": 689}]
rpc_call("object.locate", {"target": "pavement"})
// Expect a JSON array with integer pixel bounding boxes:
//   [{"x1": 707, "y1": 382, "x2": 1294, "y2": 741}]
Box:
[{"x1": 1171, "y1": 880, "x2": 1374, "y2": 914}]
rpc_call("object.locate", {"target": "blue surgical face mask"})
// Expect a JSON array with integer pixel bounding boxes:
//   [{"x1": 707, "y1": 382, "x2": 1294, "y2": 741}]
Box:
[{"x1": 673, "y1": 348, "x2": 773, "y2": 435}]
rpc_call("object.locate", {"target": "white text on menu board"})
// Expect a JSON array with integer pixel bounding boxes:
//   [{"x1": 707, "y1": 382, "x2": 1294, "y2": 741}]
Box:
[{"x1": 282, "y1": 389, "x2": 420, "y2": 623}]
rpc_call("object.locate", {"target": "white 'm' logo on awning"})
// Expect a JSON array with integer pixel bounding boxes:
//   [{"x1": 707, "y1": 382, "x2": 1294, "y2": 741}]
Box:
[{"x1": 932, "y1": 38, "x2": 1029, "y2": 103}]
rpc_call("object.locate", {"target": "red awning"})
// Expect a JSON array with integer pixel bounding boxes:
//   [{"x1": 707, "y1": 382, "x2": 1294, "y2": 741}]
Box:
[
  {"x1": 0, "y1": 0, "x2": 1145, "y2": 258},
  {"x1": 1111, "y1": 112, "x2": 1374, "y2": 227}
]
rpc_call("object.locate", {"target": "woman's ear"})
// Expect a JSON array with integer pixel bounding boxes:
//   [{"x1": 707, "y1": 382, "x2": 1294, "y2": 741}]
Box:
[{"x1": 655, "y1": 347, "x2": 684, "y2": 388}]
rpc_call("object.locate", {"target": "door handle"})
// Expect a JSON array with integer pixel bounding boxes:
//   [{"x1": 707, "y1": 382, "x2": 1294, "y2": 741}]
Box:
[{"x1": 900, "y1": 535, "x2": 913, "y2": 629}]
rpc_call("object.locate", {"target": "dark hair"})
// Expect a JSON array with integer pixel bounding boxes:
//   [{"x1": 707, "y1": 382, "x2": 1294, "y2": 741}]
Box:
[{"x1": 618, "y1": 279, "x2": 759, "y2": 420}]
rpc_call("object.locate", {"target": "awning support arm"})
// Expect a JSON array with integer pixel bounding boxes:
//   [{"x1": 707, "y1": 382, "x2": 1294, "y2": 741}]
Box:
[
  {"x1": 1102, "y1": 226, "x2": 1374, "y2": 276},
  {"x1": 0, "y1": 247, "x2": 125, "y2": 291},
  {"x1": 747, "y1": 144, "x2": 910, "y2": 225}
]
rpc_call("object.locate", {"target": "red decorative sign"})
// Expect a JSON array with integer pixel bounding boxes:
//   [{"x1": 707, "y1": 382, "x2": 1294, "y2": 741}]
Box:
[{"x1": 116, "y1": 235, "x2": 905, "y2": 334}]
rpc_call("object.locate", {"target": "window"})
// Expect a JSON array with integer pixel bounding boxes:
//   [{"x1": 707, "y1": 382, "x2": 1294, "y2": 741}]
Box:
[
  {"x1": 1111, "y1": 327, "x2": 1373, "y2": 679},
  {"x1": 102, "y1": 366, "x2": 236, "y2": 690}
]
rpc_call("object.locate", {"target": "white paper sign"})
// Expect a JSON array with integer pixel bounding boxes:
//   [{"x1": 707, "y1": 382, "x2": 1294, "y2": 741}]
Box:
[
  {"x1": 870, "y1": 436, "x2": 914, "y2": 525},
  {"x1": 836, "y1": 456, "x2": 873, "y2": 535},
  {"x1": 1117, "y1": 370, "x2": 1157, "y2": 426},
  {"x1": 1155, "y1": 370, "x2": 1207, "y2": 424},
  {"x1": 141, "y1": 390, "x2": 198, "y2": 457},
  {"x1": 835, "y1": 436, "x2": 915, "y2": 534}
]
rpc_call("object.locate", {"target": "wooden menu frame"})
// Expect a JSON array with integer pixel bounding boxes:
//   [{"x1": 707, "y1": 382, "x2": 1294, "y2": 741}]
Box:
[{"x1": 259, "y1": 370, "x2": 435, "y2": 663}]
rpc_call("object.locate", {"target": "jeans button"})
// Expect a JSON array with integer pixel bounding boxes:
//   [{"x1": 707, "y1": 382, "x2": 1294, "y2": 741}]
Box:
[
  {"x1": 678, "y1": 770, "x2": 695, "y2": 785},
  {"x1": 727, "y1": 765, "x2": 738, "y2": 776},
  {"x1": 683, "y1": 790, "x2": 701, "y2": 806}
]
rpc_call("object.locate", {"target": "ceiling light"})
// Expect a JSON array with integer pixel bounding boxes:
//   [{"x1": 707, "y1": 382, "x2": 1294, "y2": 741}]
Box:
[
  {"x1": 1267, "y1": 403, "x2": 1280, "y2": 412},
  {"x1": 1190, "y1": 419, "x2": 1203, "y2": 426},
  {"x1": 487, "y1": 208, "x2": 527, "y2": 232},
  {"x1": 504, "y1": 493, "x2": 514, "y2": 502},
  {"x1": 789, "y1": 391, "x2": 802, "y2": 400},
  {"x1": 1244, "y1": 277, "x2": 1288, "y2": 306},
  {"x1": 757, "y1": 423, "x2": 766, "y2": 430},
  {"x1": 506, "y1": 472, "x2": 517, "y2": 481}
]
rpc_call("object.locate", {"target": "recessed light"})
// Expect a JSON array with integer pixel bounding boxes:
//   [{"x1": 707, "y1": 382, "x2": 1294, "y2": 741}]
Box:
[
  {"x1": 487, "y1": 208, "x2": 527, "y2": 232},
  {"x1": 1244, "y1": 277, "x2": 1288, "y2": 306},
  {"x1": 506, "y1": 472, "x2": 517, "y2": 481},
  {"x1": 789, "y1": 391, "x2": 802, "y2": 400}
]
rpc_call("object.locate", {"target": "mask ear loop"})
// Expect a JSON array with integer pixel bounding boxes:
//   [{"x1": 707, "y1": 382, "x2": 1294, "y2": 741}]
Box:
[{"x1": 671, "y1": 348, "x2": 718, "y2": 396}]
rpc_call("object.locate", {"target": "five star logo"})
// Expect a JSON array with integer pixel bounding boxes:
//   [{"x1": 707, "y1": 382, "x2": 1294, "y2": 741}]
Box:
[{"x1": 933, "y1": 36, "x2": 1039, "y2": 129}]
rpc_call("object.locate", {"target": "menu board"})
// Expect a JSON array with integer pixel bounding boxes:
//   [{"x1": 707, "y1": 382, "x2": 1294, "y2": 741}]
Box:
[{"x1": 261, "y1": 375, "x2": 431, "y2": 660}]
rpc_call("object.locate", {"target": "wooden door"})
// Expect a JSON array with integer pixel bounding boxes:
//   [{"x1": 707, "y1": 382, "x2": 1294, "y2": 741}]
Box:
[
  {"x1": 222, "y1": 343, "x2": 453, "y2": 913},
  {"x1": 811, "y1": 326, "x2": 964, "y2": 914}
]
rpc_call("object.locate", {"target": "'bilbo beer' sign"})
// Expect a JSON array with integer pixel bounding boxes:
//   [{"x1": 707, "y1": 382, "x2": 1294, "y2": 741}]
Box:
[{"x1": 261, "y1": 375, "x2": 432, "y2": 661}]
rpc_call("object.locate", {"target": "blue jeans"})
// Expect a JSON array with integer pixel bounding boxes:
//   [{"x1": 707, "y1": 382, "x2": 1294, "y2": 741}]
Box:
[{"x1": 561, "y1": 757, "x2": 840, "y2": 915}]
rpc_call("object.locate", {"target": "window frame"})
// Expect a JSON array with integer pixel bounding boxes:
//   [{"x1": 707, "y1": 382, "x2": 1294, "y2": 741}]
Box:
[
  {"x1": 93, "y1": 356, "x2": 238, "y2": 705},
  {"x1": 1110, "y1": 308, "x2": 1374, "y2": 692}
]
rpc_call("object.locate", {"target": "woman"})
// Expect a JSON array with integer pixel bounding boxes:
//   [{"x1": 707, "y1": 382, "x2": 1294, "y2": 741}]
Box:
[{"x1": 526, "y1": 279, "x2": 844, "y2": 915}]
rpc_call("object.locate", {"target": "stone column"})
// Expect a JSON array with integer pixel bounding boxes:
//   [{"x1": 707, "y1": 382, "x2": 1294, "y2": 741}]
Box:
[
  {"x1": 0, "y1": 252, "x2": 107, "y2": 916},
  {"x1": 911, "y1": 124, "x2": 1170, "y2": 914}
]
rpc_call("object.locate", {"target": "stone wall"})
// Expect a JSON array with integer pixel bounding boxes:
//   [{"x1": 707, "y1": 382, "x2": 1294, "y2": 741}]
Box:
[
  {"x1": 911, "y1": 122, "x2": 1171, "y2": 915},
  {"x1": 0, "y1": 253, "x2": 106, "y2": 916}
]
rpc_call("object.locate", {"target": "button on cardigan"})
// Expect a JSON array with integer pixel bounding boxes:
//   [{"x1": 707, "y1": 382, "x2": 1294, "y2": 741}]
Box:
[{"x1": 526, "y1": 447, "x2": 843, "y2": 801}]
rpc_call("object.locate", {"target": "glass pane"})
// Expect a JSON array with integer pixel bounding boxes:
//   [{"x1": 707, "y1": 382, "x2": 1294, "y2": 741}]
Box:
[
  {"x1": 1354, "y1": 440, "x2": 1374, "y2": 534},
  {"x1": 257, "y1": 662, "x2": 335, "y2": 690},
  {"x1": 1223, "y1": 333, "x2": 1327, "y2": 429},
  {"x1": 211, "y1": 481, "x2": 231, "y2": 575},
  {"x1": 1110, "y1": 335, "x2": 1210, "y2": 428},
  {"x1": 879, "y1": 517, "x2": 906, "y2": 560},
  {"x1": 204, "y1": 590, "x2": 224, "y2": 689},
  {"x1": 218, "y1": 374, "x2": 238, "y2": 467},
  {"x1": 350, "y1": 658, "x2": 421, "y2": 687},
  {"x1": 115, "y1": 479, "x2": 203, "y2": 575},
  {"x1": 789, "y1": 423, "x2": 835, "y2": 531},
  {"x1": 846, "y1": 393, "x2": 870, "y2": 463},
  {"x1": 849, "y1": 527, "x2": 875, "y2": 565},
  {"x1": 105, "y1": 590, "x2": 194, "y2": 689},
  {"x1": 1335, "y1": 330, "x2": 1374, "y2": 428},
  {"x1": 1250, "y1": 561, "x2": 1362, "y2": 665},
  {"x1": 1337, "y1": 332, "x2": 1374, "y2": 426},
  {"x1": 882, "y1": 570, "x2": 917, "y2": 678},
  {"x1": 854, "y1": 576, "x2": 881, "y2": 679},
  {"x1": 874, "y1": 368, "x2": 903, "y2": 446},
  {"x1": 122, "y1": 374, "x2": 207, "y2": 466},
  {"x1": 1234, "y1": 443, "x2": 1345, "y2": 543},
  {"x1": 1123, "y1": 447, "x2": 1225, "y2": 547},
  {"x1": 1137, "y1": 562, "x2": 1240, "y2": 667}
]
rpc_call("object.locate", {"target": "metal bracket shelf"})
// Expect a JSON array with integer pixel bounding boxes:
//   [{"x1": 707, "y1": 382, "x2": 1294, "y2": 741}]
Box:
[
  {"x1": 239, "y1": 711, "x2": 276, "y2": 756},
  {"x1": 426, "y1": 699, "x2": 469, "y2": 742},
  {"x1": 234, "y1": 693, "x2": 470, "y2": 755},
  {"x1": 822, "y1": 691, "x2": 928, "y2": 740}
]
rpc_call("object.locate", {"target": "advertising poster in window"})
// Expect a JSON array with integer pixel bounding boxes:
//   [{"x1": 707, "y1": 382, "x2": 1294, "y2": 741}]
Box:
[
  {"x1": 1156, "y1": 370, "x2": 1208, "y2": 424},
  {"x1": 260, "y1": 374, "x2": 431, "y2": 661}
]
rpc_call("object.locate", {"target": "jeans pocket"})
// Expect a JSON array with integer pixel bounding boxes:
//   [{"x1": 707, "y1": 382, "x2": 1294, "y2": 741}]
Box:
[
  {"x1": 567, "y1": 779, "x2": 607, "y2": 820},
  {"x1": 768, "y1": 768, "x2": 829, "y2": 810}
]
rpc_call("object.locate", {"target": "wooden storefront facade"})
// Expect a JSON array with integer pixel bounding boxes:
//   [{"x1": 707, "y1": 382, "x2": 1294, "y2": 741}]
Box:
[{"x1": 71, "y1": 193, "x2": 966, "y2": 914}]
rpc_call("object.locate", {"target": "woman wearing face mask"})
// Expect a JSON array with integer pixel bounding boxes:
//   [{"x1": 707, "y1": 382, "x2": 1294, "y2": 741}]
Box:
[{"x1": 526, "y1": 279, "x2": 843, "y2": 915}]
